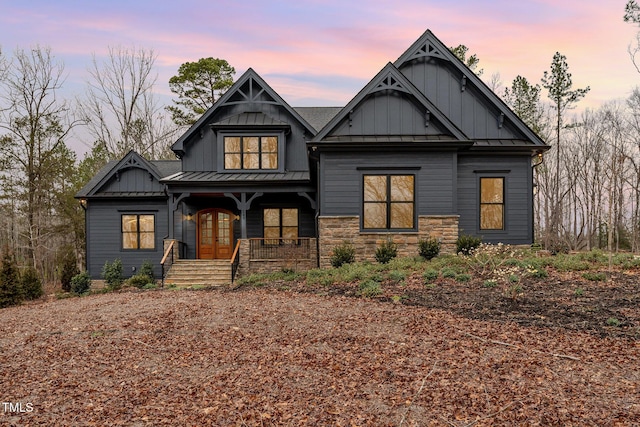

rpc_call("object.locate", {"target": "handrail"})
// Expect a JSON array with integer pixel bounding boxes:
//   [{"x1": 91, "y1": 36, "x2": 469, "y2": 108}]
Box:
[
  {"x1": 160, "y1": 240, "x2": 175, "y2": 265},
  {"x1": 160, "y1": 240, "x2": 176, "y2": 288},
  {"x1": 230, "y1": 239, "x2": 242, "y2": 283}
]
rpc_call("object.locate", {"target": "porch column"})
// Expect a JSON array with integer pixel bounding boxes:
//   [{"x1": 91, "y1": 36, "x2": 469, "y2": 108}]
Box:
[
  {"x1": 168, "y1": 192, "x2": 190, "y2": 239},
  {"x1": 225, "y1": 192, "x2": 263, "y2": 239}
]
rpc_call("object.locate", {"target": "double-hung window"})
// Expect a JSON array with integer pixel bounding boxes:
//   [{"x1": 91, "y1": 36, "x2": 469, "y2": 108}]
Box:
[
  {"x1": 480, "y1": 177, "x2": 504, "y2": 230},
  {"x1": 363, "y1": 175, "x2": 415, "y2": 230},
  {"x1": 224, "y1": 136, "x2": 278, "y2": 170},
  {"x1": 122, "y1": 214, "x2": 155, "y2": 250}
]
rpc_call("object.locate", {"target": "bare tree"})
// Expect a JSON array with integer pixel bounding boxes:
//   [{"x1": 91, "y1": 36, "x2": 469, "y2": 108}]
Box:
[
  {"x1": 0, "y1": 46, "x2": 82, "y2": 269},
  {"x1": 82, "y1": 46, "x2": 178, "y2": 159}
]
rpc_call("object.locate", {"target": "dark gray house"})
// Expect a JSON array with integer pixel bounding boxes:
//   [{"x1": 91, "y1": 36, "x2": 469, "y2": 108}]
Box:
[{"x1": 76, "y1": 30, "x2": 548, "y2": 283}]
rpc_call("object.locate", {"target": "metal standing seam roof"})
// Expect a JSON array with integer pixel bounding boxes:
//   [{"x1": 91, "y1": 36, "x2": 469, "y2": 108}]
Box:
[{"x1": 161, "y1": 170, "x2": 310, "y2": 184}]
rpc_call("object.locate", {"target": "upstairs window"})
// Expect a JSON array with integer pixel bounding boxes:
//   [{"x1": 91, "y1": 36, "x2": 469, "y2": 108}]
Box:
[
  {"x1": 224, "y1": 136, "x2": 278, "y2": 170},
  {"x1": 122, "y1": 214, "x2": 155, "y2": 250},
  {"x1": 480, "y1": 177, "x2": 504, "y2": 230},
  {"x1": 363, "y1": 175, "x2": 415, "y2": 230}
]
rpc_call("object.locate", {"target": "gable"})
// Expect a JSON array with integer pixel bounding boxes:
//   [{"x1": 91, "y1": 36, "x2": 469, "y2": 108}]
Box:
[
  {"x1": 313, "y1": 63, "x2": 468, "y2": 145},
  {"x1": 76, "y1": 151, "x2": 170, "y2": 198},
  {"x1": 172, "y1": 69, "x2": 317, "y2": 158},
  {"x1": 395, "y1": 30, "x2": 546, "y2": 147}
]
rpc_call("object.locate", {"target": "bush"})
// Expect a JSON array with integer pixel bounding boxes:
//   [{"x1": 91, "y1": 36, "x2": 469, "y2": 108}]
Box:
[
  {"x1": 330, "y1": 241, "x2": 356, "y2": 268},
  {"x1": 71, "y1": 271, "x2": 91, "y2": 295},
  {"x1": 126, "y1": 274, "x2": 154, "y2": 289},
  {"x1": 358, "y1": 279, "x2": 382, "y2": 297},
  {"x1": 101, "y1": 259, "x2": 123, "y2": 290},
  {"x1": 375, "y1": 240, "x2": 397, "y2": 264},
  {"x1": 21, "y1": 267, "x2": 43, "y2": 300},
  {"x1": 59, "y1": 248, "x2": 79, "y2": 293},
  {"x1": 138, "y1": 260, "x2": 155, "y2": 281},
  {"x1": 418, "y1": 237, "x2": 440, "y2": 260},
  {"x1": 0, "y1": 250, "x2": 22, "y2": 308},
  {"x1": 455, "y1": 273, "x2": 472, "y2": 282},
  {"x1": 456, "y1": 235, "x2": 482, "y2": 255},
  {"x1": 582, "y1": 271, "x2": 607, "y2": 282},
  {"x1": 423, "y1": 269, "x2": 439, "y2": 282}
]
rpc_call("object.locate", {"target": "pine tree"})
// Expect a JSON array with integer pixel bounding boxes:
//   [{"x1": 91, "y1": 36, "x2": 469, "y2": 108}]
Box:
[{"x1": 0, "y1": 249, "x2": 22, "y2": 308}]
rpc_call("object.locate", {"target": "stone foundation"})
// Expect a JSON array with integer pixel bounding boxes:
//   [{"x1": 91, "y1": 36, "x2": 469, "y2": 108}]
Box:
[
  {"x1": 237, "y1": 238, "x2": 318, "y2": 277},
  {"x1": 318, "y1": 215, "x2": 459, "y2": 268}
]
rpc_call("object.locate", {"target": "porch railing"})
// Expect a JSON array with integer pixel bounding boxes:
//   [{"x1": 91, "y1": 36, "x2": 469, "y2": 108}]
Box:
[
  {"x1": 249, "y1": 238, "x2": 313, "y2": 260},
  {"x1": 230, "y1": 239, "x2": 241, "y2": 283}
]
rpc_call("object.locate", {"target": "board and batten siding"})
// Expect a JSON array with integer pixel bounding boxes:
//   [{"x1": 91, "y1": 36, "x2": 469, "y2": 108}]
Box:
[
  {"x1": 320, "y1": 151, "x2": 456, "y2": 216},
  {"x1": 457, "y1": 155, "x2": 533, "y2": 244},
  {"x1": 180, "y1": 104, "x2": 311, "y2": 173},
  {"x1": 100, "y1": 167, "x2": 165, "y2": 194},
  {"x1": 86, "y1": 199, "x2": 168, "y2": 279}
]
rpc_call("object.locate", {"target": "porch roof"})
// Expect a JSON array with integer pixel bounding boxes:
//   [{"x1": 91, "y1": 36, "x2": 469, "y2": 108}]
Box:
[{"x1": 161, "y1": 170, "x2": 310, "y2": 184}]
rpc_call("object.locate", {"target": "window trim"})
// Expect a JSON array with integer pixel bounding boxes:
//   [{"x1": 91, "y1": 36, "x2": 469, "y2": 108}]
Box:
[
  {"x1": 479, "y1": 176, "x2": 505, "y2": 231},
  {"x1": 121, "y1": 213, "x2": 156, "y2": 251},
  {"x1": 361, "y1": 173, "x2": 416, "y2": 232},
  {"x1": 217, "y1": 131, "x2": 285, "y2": 173}
]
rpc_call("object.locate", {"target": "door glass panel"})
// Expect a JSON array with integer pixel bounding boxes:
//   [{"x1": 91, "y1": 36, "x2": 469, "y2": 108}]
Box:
[
  {"x1": 200, "y1": 213, "x2": 212, "y2": 245},
  {"x1": 218, "y1": 212, "x2": 230, "y2": 245}
]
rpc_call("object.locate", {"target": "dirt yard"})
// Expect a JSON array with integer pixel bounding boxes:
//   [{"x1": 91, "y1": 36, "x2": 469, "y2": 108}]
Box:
[{"x1": 1, "y1": 278, "x2": 638, "y2": 426}]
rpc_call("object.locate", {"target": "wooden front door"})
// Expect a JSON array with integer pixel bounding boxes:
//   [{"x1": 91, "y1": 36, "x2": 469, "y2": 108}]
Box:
[{"x1": 197, "y1": 209, "x2": 233, "y2": 259}]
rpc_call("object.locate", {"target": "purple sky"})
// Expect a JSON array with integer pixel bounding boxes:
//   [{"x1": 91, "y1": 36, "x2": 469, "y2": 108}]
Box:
[{"x1": 1, "y1": 0, "x2": 639, "y2": 152}]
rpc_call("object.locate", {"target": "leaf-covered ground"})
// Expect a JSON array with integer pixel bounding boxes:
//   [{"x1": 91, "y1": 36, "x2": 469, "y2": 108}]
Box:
[{"x1": 1, "y1": 282, "x2": 638, "y2": 426}]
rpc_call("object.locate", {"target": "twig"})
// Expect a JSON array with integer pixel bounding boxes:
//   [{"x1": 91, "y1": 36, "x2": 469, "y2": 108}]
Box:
[
  {"x1": 456, "y1": 327, "x2": 581, "y2": 361},
  {"x1": 399, "y1": 359, "x2": 438, "y2": 426}
]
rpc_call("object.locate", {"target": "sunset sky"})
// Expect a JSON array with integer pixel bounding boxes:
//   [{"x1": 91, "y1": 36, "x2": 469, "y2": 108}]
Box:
[{"x1": 1, "y1": 0, "x2": 639, "y2": 150}]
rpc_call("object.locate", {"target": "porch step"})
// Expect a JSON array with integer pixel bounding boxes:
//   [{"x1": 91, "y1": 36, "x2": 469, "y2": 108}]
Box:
[{"x1": 164, "y1": 259, "x2": 232, "y2": 287}]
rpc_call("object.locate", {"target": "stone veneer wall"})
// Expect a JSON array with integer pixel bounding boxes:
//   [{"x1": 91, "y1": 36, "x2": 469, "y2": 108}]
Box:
[
  {"x1": 237, "y1": 238, "x2": 318, "y2": 277},
  {"x1": 318, "y1": 215, "x2": 459, "y2": 268}
]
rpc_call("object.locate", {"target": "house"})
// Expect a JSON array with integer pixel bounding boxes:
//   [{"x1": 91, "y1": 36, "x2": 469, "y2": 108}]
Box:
[{"x1": 76, "y1": 30, "x2": 548, "y2": 284}]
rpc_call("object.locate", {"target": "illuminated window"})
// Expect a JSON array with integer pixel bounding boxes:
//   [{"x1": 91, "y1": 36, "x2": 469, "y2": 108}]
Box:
[
  {"x1": 122, "y1": 214, "x2": 155, "y2": 250},
  {"x1": 224, "y1": 136, "x2": 278, "y2": 170},
  {"x1": 264, "y1": 208, "x2": 298, "y2": 243},
  {"x1": 480, "y1": 177, "x2": 504, "y2": 230},
  {"x1": 363, "y1": 175, "x2": 415, "y2": 230}
]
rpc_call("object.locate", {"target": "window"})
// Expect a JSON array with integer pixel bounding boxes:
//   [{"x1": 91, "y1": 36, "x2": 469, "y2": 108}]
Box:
[
  {"x1": 224, "y1": 136, "x2": 278, "y2": 170},
  {"x1": 264, "y1": 208, "x2": 298, "y2": 243},
  {"x1": 122, "y1": 214, "x2": 155, "y2": 250},
  {"x1": 363, "y1": 175, "x2": 415, "y2": 230},
  {"x1": 480, "y1": 177, "x2": 504, "y2": 230}
]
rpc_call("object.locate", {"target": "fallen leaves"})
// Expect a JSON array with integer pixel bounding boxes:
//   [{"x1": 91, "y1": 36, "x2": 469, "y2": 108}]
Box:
[{"x1": 0, "y1": 288, "x2": 638, "y2": 426}]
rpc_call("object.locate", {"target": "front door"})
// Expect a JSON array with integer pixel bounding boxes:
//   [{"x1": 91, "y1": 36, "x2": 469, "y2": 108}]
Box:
[{"x1": 197, "y1": 209, "x2": 233, "y2": 259}]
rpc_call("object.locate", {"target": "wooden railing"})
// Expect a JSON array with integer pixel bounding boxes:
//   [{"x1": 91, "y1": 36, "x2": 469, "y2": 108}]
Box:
[
  {"x1": 249, "y1": 238, "x2": 314, "y2": 260},
  {"x1": 230, "y1": 239, "x2": 242, "y2": 283},
  {"x1": 160, "y1": 240, "x2": 175, "y2": 288}
]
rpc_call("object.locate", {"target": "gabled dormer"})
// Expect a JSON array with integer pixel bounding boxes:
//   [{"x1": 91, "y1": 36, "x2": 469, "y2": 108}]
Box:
[
  {"x1": 171, "y1": 69, "x2": 317, "y2": 175},
  {"x1": 311, "y1": 62, "x2": 471, "y2": 151}
]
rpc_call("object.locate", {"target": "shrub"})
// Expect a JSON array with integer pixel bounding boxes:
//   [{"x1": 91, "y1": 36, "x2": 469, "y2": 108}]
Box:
[
  {"x1": 375, "y1": 240, "x2": 397, "y2": 264},
  {"x1": 59, "y1": 248, "x2": 79, "y2": 292},
  {"x1": 101, "y1": 259, "x2": 123, "y2": 290},
  {"x1": 455, "y1": 273, "x2": 472, "y2": 282},
  {"x1": 138, "y1": 260, "x2": 155, "y2": 281},
  {"x1": 21, "y1": 267, "x2": 43, "y2": 300},
  {"x1": 358, "y1": 279, "x2": 382, "y2": 297},
  {"x1": 582, "y1": 271, "x2": 607, "y2": 282},
  {"x1": 456, "y1": 235, "x2": 482, "y2": 255},
  {"x1": 423, "y1": 269, "x2": 439, "y2": 282},
  {"x1": 127, "y1": 274, "x2": 154, "y2": 289},
  {"x1": 71, "y1": 271, "x2": 91, "y2": 295},
  {"x1": 441, "y1": 267, "x2": 457, "y2": 278},
  {"x1": 330, "y1": 241, "x2": 356, "y2": 268},
  {"x1": 388, "y1": 270, "x2": 406, "y2": 284},
  {"x1": 418, "y1": 238, "x2": 440, "y2": 260},
  {"x1": 0, "y1": 250, "x2": 22, "y2": 308},
  {"x1": 483, "y1": 279, "x2": 497, "y2": 288}
]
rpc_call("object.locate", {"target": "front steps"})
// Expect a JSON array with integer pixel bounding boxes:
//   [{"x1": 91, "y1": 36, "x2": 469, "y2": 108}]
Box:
[{"x1": 163, "y1": 259, "x2": 232, "y2": 287}]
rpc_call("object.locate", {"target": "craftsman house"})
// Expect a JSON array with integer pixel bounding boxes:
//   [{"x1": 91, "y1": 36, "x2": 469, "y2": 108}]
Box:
[{"x1": 76, "y1": 30, "x2": 548, "y2": 285}]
